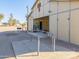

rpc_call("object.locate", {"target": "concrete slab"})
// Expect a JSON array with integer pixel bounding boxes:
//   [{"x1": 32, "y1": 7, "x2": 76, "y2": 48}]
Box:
[
  {"x1": 12, "y1": 40, "x2": 79, "y2": 59},
  {"x1": 0, "y1": 31, "x2": 78, "y2": 59},
  {"x1": 12, "y1": 39, "x2": 73, "y2": 59},
  {"x1": 0, "y1": 36, "x2": 15, "y2": 58},
  {"x1": 0, "y1": 31, "x2": 22, "y2": 59},
  {"x1": 12, "y1": 39, "x2": 51, "y2": 57}
]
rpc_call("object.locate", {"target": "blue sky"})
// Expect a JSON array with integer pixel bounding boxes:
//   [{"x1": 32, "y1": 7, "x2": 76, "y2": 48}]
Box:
[{"x1": 0, "y1": 0, "x2": 35, "y2": 23}]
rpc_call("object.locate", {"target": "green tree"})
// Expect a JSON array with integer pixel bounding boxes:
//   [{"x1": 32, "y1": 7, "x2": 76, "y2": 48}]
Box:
[
  {"x1": 8, "y1": 19, "x2": 17, "y2": 26},
  {"x1": 22, "y1": 22, "x2": 26, "y2": 27},
  {"x1": 0, "y1": 14, "x2": 4, "y2": 22},
  {"x1": 12, "y1": 19, "x2": 17, "y2": 26},
  {"x1": 8, "y1": 13, "x2": 17, "y2": 26}
]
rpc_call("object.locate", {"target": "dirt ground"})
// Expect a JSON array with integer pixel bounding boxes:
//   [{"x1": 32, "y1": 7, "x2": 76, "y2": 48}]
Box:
[{"x1": 0, "y1": 26, "x2": 17, "y2": 32}]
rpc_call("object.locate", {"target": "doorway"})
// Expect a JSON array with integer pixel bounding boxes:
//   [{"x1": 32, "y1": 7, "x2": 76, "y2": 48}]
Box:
[
  {"x1": 33, "y1": 16, "x2": 49, "y2": 32},
  {"x1": 39, "y1": 21, "x2": 42, "y2": 30}
]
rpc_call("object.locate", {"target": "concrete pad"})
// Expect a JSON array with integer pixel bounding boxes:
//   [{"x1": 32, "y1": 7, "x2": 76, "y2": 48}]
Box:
[
  {"x1": 12, "y1": 39, "x2": 74, "y2": 59},
  {"x1": 12, "y1": 39, "x2": 51, "y2": 57},
  {"x1": 0, "y1": 36, "x2": 15, "y2": 58},
  {"x1": 0, "y1": 31, "x2": 77, "y2": 59}
]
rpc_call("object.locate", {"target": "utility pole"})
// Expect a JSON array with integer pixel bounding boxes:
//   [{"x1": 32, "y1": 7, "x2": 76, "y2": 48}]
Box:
[{"x1": 26, "y1": 6, "x2": 29, "y2": 31}]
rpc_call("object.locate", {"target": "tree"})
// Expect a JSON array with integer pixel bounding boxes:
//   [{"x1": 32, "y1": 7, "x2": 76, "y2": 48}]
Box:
[
  {"x1": 8, "y1": 13, "x2": 17, "y2": 26},
  {"x1": 22, "y1": 22, "x2": 26, "y2": 27},
  {"x1": 12, "y1": 19, "x2": 17, "y2": 26},
  {"x1": 0, "y1": 14, "x2": 4, "y2": 22},
  {"x1": 8, "y1": 19, "x2": 17, "y2": 26}
]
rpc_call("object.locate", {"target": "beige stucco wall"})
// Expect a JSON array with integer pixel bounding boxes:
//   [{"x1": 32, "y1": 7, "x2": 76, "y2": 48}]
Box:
[
  {"x1": 58, "y1": 12, "x2": 69, "y2": 42},
  {"x1": 57, "y1": 2, "x2": 70, "y2": 42},
  {"x1": 28, "y1": 16, "x2": 33, "y2": 31},
  {"x1": 70, "y1": 2, "x2": 79, "y2": 45},
  {"x1": 49, "y1": 1, "x2": 79, "y2": 45},
  {"x1": 28, "y1": 0, "x2": 79, "y2": 45},
  {"x1": 71, "y1": 10, "x2": 79, "y2": 45},
  {"x1": 32, "y1": 0, "x2": 50, "y2": 18},
  {"x1": 49, "y1": 15, "x2": 57, "y2": 39},
  {"x1": 49, "y1": 2, "x2": 70, "y2": 42}
]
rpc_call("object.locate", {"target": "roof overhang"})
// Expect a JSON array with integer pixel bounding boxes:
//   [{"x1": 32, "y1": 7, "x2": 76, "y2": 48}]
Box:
[{"x1": 31, "y1": 0, "x2": 39, "y2": 10}]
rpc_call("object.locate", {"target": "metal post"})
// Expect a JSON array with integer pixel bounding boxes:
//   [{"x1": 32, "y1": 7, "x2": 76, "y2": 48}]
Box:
[
  {"x1": 37, "y1": 36, "x2": 40, "y2": 56},
  {"x1": 26, "y1": 6, "x2": 29, "y2": 31},
  {"x1": 51, "y1": 37, "x2": 56, "y2": 51},
  {"x1": 53, "y1": 38, "x2": 56, "y2": 51}
]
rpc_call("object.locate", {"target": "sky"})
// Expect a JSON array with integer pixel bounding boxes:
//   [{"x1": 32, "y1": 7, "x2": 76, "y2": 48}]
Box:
[{"x1": 0, "y1": 0, "x2": 35, "y2": 23}]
